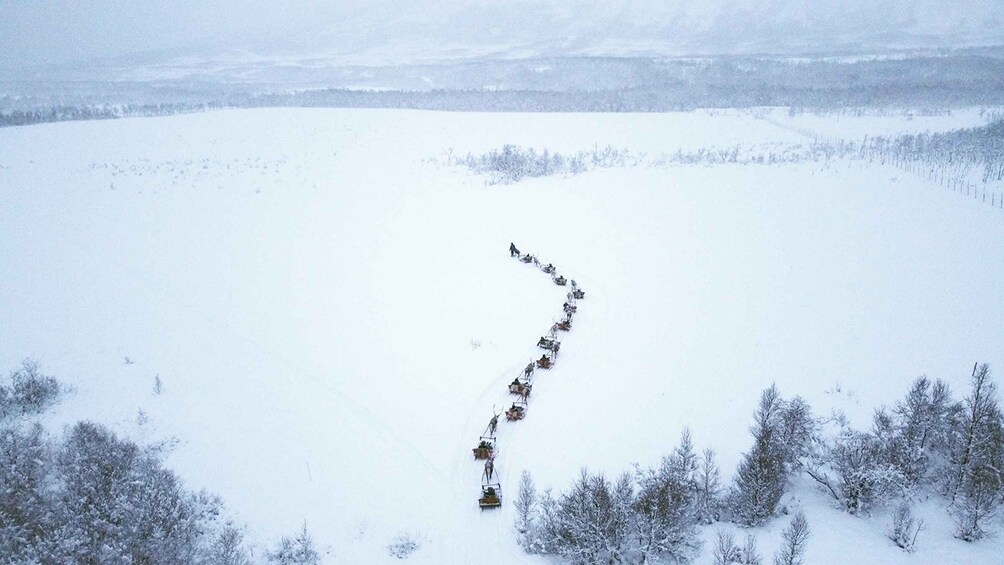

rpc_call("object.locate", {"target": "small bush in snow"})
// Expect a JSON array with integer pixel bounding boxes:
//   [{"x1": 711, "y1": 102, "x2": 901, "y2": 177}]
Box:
[
  {"x1": 387, "y1": 533, "x2": 421, "y2": 559},
  {"x1": 888, "y1": 501, "x2": 922, "y2": 551},
  {"x1": 712, "y1": 530, "x2": 761, "y2": 565},
  {"x1": 268, "y1": 522, "x2": 321, "y2": 565},
  {"x1": 712, "y1": 530, "x2": 739, "y2": 565}
]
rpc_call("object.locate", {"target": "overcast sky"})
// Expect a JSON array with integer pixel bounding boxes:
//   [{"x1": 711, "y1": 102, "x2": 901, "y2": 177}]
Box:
[{"x1": 3, "y1": 0, "x2": 1003, "y2": 68}]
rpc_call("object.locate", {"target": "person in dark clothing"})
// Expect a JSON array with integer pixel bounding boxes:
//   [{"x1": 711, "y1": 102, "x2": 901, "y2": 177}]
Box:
[{"x1": 510, "y1": 242, "x2": 520, "y2": 257}]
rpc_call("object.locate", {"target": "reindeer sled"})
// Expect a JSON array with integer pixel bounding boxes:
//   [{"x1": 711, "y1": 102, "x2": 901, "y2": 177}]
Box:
[
  {"x1": 472, "y1": 435, "x2": 496, "y2": 460},
  {"x1": 509, "y1": 378, "x2": 532, "y2": 397},
  {"x1": 479, "y1": 483, "x2": 502, "y2": 510},
  {"x1": 506, "y1": 400, "x2": 527, "y2": 421},
  {"x1": 536, "y1": 354, "x2": 553, "y2": 369},
  {"x1": 537, "y1": 336, "x2": 560, "y2": 353},
  {"x1": 571, "y1": 280, "x2": 585, "y2": 299}
]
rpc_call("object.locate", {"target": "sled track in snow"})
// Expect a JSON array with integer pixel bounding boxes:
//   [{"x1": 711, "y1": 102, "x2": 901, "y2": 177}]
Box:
[{"x1": 469, "y1": 245, "x2": 586, "y2": 515}]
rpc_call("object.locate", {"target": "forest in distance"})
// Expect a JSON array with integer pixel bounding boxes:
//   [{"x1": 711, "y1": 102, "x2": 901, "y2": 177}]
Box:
[{"x1": 4, "y1": 53, "x2": 1004, "y2": 126}]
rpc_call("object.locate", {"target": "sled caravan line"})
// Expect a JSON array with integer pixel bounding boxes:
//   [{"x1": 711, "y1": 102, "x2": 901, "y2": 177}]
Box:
[{"x1": 476, "y1": 243, "x2": 586, "y2": 510}]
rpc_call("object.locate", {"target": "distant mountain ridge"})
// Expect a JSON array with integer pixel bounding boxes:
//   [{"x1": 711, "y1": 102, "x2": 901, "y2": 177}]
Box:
[{"x1": 2, "y1": 0, "x2": 1003, "y2": 71}]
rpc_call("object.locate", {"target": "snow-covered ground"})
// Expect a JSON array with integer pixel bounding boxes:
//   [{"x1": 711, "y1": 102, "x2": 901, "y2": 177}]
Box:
[{"x1": 1, "y1": 108, "x2": 1002, "y2": 563}]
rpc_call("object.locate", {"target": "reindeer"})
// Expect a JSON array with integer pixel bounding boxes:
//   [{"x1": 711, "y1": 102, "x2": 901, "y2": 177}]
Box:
[
  {"x1": 487, "y1": 411, "x2": 499, "y2": 436},
  {"x1": 483, "y1": 455, "x2": 496, "y2": 481}
]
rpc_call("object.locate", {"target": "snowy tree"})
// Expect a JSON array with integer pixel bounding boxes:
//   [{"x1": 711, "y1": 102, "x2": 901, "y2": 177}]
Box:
[
  {"x1": 0, "y1": 423, "x2": 53, "y2": 563},
  {"x1": 738, "y1": 534, "x2": 763, "y2": 565},
  {"x1": 53, "y1": 421, "x2": 204, "y2": 563},
  {"x1": 515, "y1": 470, "x2": 538, "y2": 550},
  {"x1": 0, "y1": 364, "x2": 250, "y2": 564},
  {"x1": 866, "y1": 376, "x2": 956, "y2": 494},
  {"x1": 730, "y1": 428, "x2": 785, "y2": 526},
  {"x1": 203, "y1": 524, "x2": 253, "y2": 565},
  {"x1": 609, "y1": 472, "x2": 636, "y2": 563},
  {"x1": 773, "y1": 511, "x2": 809, "y2": 565},
  {"x1": 941, "y1": 364, "x2": 1004, "y2": 540},
  {"x1": 946, "y1": 364, "x2": 1001, "y2": 501},
  {"x1": 892, "y1": 377, "x2": 953, "y2": 484},
  {"x1": 534, "y1": 489, "x2": 562, "y2": 555},
  {"x1": 778, "y1": 396, "x2": 815, "y2": 472},
  {"x1": 551, "y1": 469, "x2": 622, "y2": 564},
  {"x1": 712, "y1": 530, "x2": 739, "y2": 565},
  {"x1": 696, "y1": 449, "x2": 722, "y2": 523},
  {"x1": 632, "y1": 432, "x2": 702, "y2": 563},
  {"x1": 952, "y1": 464, "x2": 1002, "y2": 541},
  {"x1": 805, "y1": 427, "x2": 904, "y2": 514},
  {"x1": 730, "y1": 387, "x2": 787, "y2": 526}
]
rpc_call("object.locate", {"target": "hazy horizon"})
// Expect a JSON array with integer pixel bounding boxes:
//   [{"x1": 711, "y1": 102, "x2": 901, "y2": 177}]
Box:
[{"x1": 4, "y1": 0, "x2": 1004, "y2": 70}]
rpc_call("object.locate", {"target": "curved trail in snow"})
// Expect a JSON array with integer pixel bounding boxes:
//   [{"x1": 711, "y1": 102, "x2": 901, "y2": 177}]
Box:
[{"x1": 444, "y1": 247, "x2": 586, "y2": 564}]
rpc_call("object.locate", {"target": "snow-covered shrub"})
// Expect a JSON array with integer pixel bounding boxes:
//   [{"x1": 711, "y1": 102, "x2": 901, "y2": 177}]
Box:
[
  {"x1": 387, "y1": 532, "x2": 421, "y2": 559},
  {"x1": 0, "y1": 363, "x2": 253, "y2": 564},
  {"x1": 712, "y1": 530, "x2": 739, "y2": 565},
  {"x1": 888, "y1": 501, "x2": 922, "y2": 551},
  {"x1": 204, "y1": 524, "x2": 254, "y2": 565},
  {"x1": 457, "y1": 144, "x2": 632, "y2": 184},
  {"x1": 0, "y1": 359, "x2": 60, "y2": 419},
  {"x1": 831, "y1": 430, "x2": 904, "y2": 514},
  {"x1": 712, "y1": 531, "x2": 761, "y2": 565},
  {"x1": 55, "y1": 421, "x2": 211, "y2": 563},
  {"x1": 268, "y1": 522, "x2": 321, "y2": 564}
]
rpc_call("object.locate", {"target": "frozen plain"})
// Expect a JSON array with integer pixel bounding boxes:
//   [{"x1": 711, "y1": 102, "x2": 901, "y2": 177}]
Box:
[{"x1": 1, "y1": 108, "x2": 1002, "y2": 563}]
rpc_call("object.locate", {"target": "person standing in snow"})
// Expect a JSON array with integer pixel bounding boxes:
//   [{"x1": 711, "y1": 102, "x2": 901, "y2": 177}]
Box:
[{"x1": 510, "y1": 242, "x2": 520, "y2": 257}]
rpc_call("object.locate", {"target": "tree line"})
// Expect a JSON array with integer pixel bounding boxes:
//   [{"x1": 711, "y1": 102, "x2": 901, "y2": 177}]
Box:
[
  {"x1": 5, "y1": 55, "x2": 1004, "y2": 128},
  {"x1": 0, "y1": 360, "x2": 322, "y2": 564},
  {"x1": 515, "y1": 364, "x2": 1004, "y2": 564}
]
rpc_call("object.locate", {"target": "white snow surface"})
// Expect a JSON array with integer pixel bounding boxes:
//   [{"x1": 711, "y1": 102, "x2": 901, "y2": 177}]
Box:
[{"x1": 1, "y1": 108, "x2": 1003, "y2": 563}]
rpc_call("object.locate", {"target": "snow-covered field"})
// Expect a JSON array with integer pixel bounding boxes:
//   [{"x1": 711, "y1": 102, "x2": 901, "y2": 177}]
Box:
[{"x1": 1, "y1": 108, "x2": 1002, "y2": 563}]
